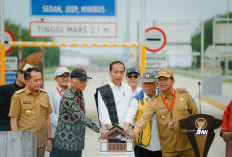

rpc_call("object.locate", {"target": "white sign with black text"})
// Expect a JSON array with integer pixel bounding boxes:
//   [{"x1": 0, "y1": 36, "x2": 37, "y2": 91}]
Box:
[
  {"x1": 5, "y1": 57, "x2": 18, "y2": 70},
  {"x1": 146, "y1": 54, "x2": 168, "y2": 68},
  {"x1": 30, "y1": 22, "x2": 117, "y2": 38}
]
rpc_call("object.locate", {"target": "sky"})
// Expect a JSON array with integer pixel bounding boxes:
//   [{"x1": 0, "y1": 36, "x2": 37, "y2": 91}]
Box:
[{"x1": 2, "y1": 0, "x2": 232, "y2": 58}]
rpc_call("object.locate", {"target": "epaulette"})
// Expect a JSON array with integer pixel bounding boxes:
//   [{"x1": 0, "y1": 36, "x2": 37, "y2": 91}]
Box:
[
  {"x1": 151, "y1": 93, "x2": 159, "y2": 101},
  {"x1": 15, "y1": 89, "x2": 25, "y2": 94},
  {"x1": 40, "y1": 88, "x2": 47, "y2": 93}
]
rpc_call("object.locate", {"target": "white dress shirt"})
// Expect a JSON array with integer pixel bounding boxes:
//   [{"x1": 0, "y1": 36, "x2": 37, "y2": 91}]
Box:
[
  {"x1": 133, "y1": 86, "x2": 142, "y2": 97},
  {"x1": 125, "y1": 90, "x2": 161, "y2": 151},
  {"x1": 98, "y1": 81, "x2": 133, "y2": 129},
  {"x1": 48, "y1": 86, "x2": 66, "y2": 138}
]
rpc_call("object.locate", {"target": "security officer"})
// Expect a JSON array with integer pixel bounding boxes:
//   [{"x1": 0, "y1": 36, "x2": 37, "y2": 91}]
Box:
[
  {"x1": 9, "y1": 67, "x2": 53, "y2": 157},
  {"x1": 0, "y1": 51, "x2": 45, "y2": 131},
  {"x1": 131, "y1": 68, "x2": 199, "y2": 157}
]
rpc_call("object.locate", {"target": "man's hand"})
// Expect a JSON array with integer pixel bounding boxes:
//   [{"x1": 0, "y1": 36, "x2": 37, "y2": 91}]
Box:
[
  {"x1": 222, "y1": 132, "x2": 232, "y2": 142},
  {"x1": 176, "y1": 87, "x2": 187, "y2": 93},
  {"x1": 130, "y1": 131, "x2": 138, "y2": 138},
  {"x1": 105, "y1": 124, "x2": 112, "y2": 130},
  {"x1": 99, "y1": 128, "x2": 109, "y2": 134},
  {"x1": 124, "y1": 122, "x2": 131, "y2": 133},
  {"x1": 46, "y1": 140, "x2": 53, "y2": 152}
]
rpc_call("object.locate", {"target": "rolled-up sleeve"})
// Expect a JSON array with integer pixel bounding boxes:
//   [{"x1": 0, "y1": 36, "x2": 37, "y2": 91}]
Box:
[
  {"x1": 124, "y1": 98, "x2": 139, "y2": 125},
  {"x1": 97, "y1": 91, "x2": 111, "y2": 126}
]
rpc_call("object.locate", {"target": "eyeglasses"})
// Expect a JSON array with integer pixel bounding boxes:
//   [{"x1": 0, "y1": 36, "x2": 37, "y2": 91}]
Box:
[{"x1": 127, "y1": 74, "x2": 139, "y2": 79}]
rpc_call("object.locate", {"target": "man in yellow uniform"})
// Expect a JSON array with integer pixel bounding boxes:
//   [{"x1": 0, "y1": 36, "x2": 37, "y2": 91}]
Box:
[
  {"x1": 9, "y1": 67, "x2": 53, "y2": 157},
  {"x1": 131, "y1": 68, "x2": 199, "y2": 157}
]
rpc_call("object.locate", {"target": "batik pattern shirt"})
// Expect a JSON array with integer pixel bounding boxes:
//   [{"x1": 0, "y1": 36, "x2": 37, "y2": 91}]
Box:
[{"x1": 54, "y1": 86, "x2": 100, "y2": 151}]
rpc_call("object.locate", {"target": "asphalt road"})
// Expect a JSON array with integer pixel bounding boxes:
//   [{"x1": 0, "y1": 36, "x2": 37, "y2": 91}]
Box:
[{"x1": 44, "y1": 71, "x2": 231, "y2": 157}]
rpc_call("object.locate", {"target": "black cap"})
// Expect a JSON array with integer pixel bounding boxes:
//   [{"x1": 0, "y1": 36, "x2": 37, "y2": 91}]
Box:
[{"x1": 70, "y1": 68, "x2": 92, "y2": 80}]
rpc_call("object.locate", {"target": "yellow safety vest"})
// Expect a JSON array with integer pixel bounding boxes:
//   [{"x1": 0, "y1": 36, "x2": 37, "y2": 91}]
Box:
[{"x1": 135, "y1": 97, "x2": 151, "y2": 146}]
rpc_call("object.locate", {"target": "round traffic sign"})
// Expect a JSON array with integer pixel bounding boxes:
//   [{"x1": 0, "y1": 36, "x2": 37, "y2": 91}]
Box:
[
  {"x1": 5, "y1": 29, "x2": 15, "y2": 54},
  {"x1": 145, "y1": 27, "x2": 166, "y2": 53}
]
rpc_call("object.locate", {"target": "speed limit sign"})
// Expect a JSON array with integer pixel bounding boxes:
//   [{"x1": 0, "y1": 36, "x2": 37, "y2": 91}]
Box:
[{"x1": 4, "y1": 29, "x2": 15, "y2": 54}]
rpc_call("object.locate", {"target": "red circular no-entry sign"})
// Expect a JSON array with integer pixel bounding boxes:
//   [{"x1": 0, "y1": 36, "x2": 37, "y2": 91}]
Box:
[
  {"x1": 4, "y1": 29, "x2": 15, "y2": 54},
  {"x1": 145, "y1": 27, "x2": 166, "y2": 53}
]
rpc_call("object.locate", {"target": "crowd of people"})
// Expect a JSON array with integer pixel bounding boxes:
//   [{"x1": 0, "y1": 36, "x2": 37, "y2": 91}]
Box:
[{"x1": 0, "y1": 53, "x2": 231, "y2": 157}]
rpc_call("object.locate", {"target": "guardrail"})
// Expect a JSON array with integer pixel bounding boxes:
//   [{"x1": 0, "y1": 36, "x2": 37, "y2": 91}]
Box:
[{"x1": 7, "y1": 41, "x2": 138, "y2": 48}]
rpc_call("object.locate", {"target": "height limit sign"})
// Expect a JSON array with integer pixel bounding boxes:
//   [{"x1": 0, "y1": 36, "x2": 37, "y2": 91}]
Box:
[{"x1": 145, "y1": 27, "x2": 166, "y2": 53}]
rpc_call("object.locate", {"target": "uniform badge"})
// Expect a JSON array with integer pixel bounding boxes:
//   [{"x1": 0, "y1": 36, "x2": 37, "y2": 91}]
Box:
[
  {"x1": 25, "y1": 110, "x2": 32, "y2": 116},
  {"x1": 140, "y1": 100, "x2": 144, "y2": 105},
  {"x1": 161, "y1": 115, "x2": 166, "y2": 119},
  {"x1": 180, "y1": 98, "x2": 184, "y2": 102}
]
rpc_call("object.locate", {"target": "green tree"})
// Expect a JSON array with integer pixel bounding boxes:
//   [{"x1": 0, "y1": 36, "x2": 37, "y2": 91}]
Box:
[
  {"x1": 191, "y1": 12, "x2": 232, "y2": 68},
  {"x1": 5, "y1": 20, "x2": 60, "y2": 67},
  {"x1": 192, "y1": 12, "x2": 232, "y2": 52}
]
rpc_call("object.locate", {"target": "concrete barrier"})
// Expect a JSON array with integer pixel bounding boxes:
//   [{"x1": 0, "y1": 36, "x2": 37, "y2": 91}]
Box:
[{"x1": 0, "y1": 131, "x2": 37, "y2": 157}]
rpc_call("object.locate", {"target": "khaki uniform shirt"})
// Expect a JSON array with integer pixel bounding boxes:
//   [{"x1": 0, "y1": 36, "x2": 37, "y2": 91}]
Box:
[
  {"x1": 9, "y1": 87, "x2": 53, "y2": 147},
  {"x1": 134, "y1": 90, "x2": 199, "y2": 153}
]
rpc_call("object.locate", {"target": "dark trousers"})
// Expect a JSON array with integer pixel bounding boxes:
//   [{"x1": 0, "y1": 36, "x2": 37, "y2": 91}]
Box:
[
  {"x1": 0, "y1": 123, "x2": 11, "y2": 131},
  {"x1": 134, "y1": 145, "x2": 162, "y2": 157},
  {"x1": 50, "y1": 147, "x2": 82, "y2": 157}
]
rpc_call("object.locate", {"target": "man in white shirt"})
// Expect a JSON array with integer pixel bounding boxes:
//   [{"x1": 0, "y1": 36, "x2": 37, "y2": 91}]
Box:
[
  {"x1": 48, "y1": 67, "x2": 70, "y2": 139},
  {"x1": 95, "y1": 61, "x2": 133, "y2": 129},
  {"x1": 124, "y1": 69, "x2": 162, "y2": 157},
  {"x1": 125, "y1": 67, "x2": 142, "y2": 96}
]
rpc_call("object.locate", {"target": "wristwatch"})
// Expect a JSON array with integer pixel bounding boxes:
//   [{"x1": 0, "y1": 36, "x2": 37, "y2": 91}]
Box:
[{"x1": 47, "y1": 138, "x2": 52, "y2": 141}]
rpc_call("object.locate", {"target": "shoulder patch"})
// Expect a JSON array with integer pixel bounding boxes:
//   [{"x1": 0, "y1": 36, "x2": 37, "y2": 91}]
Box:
[
  {"x1": 15, "y1": 89, "x2": 25, "y2": 94},
  {"x1": 40, "y1": 88, "x2": 47, "y2": 93},
  {"x1": 191, "y1": 96, "x2": 196, "y2": 104}
]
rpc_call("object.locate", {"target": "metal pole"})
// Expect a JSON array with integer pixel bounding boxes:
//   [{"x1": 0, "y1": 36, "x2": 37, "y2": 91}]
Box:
[
  {"x1": 200, "y1": 20, "x2": 204, "y2": 79},
  {"x1": 19, "y1": 23, "x2": 22, "y2": 63},
  {"x1": 141, "y1": 0, "x2": 145, "y2": 46},
  {"x1": 225, "y1": 0, "x2": 230, "y2": 76},
  {"x1": 0, "y1": 0, "x2": 5, "y2": 85},
  {"x1": 126, "y1": 0, "x2": 130, "y2": 46},
  {"x1": 140, "y1": 0, "x2": 146, "y2": 75},
  {"x1": 136, "y1": 21, "x2": 140, "y2": 67}
]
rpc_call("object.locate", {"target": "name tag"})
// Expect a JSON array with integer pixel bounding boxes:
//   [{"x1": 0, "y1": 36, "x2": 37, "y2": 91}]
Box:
[{"x1": 23, "y1": 101, "x2": 31, "y2": 104}]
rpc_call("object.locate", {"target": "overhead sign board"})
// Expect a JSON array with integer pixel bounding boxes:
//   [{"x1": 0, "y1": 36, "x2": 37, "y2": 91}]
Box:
[
  {"x1": 30, "y1": 22, "x2": 117, "y2": 38},
  {"x1": 145, "y1": 27, "x2": 166, "y2": 53},
  {"x1": 5, "y1": 57, "x2": 18, "y2": 70},
  {"x1": 215, "y1": 23, "x2": 232, "y2": 44},
  {"x1": 4, "y1": 29, "x2": 15, "y2": 54},
  {"x1": 30, "y1": 0, "x2": 115, "y2": 16},
  {"x1": 146, "y1": 54, "x2": 168, "y2": 68}
]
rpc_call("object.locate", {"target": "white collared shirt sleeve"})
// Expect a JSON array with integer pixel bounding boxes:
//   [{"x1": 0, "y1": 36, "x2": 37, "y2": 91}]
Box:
[
  {"x1": 124, "y1": 97, "x2": 139, "y2": 125},
  {"x1": 48, "y1": 90, "x2": 59, "y2": 138},
  {"x1": 97, "y1": 91, "x2": 112, "y2": 127}
]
